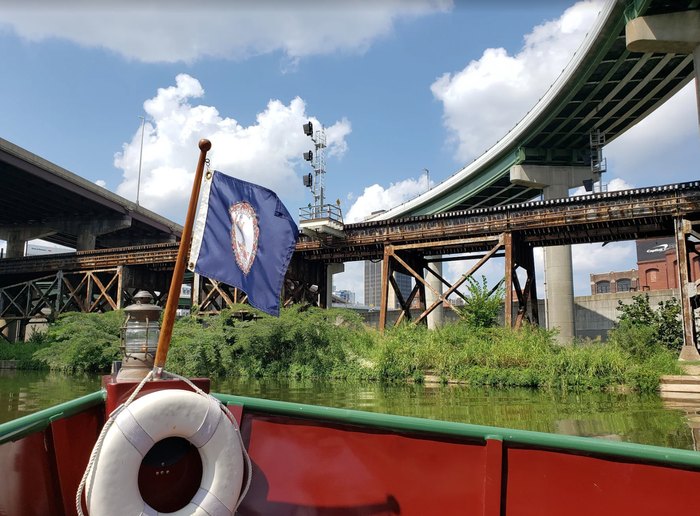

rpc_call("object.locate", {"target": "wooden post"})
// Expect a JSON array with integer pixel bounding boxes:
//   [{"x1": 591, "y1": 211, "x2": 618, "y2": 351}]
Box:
[
  {"x1": 55, "y1": 270, "x2": 63, "y2": 314},
  {"x1": 504, "y1": 232, "x2": 513, "y2": 328},
  {"x1": 153, "y1": 139, "x2": 211, "y2": 376},
  {"x1": 676, "y1": 218, "x2": 700, "y2": 360},
  {"x1": 379, "y1": 246, "x2": 392, "y2": 333},
  {"x1": 116, "y1": 266, "x2": 123, "y2": 309}
]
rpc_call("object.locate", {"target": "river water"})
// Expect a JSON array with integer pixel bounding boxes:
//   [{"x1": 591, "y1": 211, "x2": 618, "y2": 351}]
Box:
[{"x1": 1, "y1": 369, "x2": 696, "y2": 450}]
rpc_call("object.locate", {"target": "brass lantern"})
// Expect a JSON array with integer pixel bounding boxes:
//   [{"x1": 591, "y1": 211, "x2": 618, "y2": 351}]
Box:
[{"x1": 117, "y1": 290, "x2": 162, "y2": 381}]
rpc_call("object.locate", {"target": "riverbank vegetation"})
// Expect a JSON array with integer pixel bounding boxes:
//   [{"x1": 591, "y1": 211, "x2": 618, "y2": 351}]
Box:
[{"x1": 16, "y1": 292, "x2": 682, "y2": 393}]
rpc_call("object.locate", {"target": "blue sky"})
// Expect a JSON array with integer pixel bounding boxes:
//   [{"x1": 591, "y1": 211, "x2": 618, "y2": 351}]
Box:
[{"x1": 1, "y1": 1, "x2": 698, "y2": 301}]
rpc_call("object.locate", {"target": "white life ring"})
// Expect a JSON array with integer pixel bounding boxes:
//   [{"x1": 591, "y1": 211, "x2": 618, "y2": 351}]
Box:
[{"x1": 86, "y1": 389, "x2": 245, "y2": 515}]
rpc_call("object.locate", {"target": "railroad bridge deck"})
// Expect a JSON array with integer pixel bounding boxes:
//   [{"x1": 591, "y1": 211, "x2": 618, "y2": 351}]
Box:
[
  {"x1": 297, "y1": 182, "x2": 700, "y2": 261},
  {"x1": 1, "y1": 181, "x2": 699, "y2": 342},
  {"x1": 1, "y1": 181, "x2": 698, "y2": 278}
]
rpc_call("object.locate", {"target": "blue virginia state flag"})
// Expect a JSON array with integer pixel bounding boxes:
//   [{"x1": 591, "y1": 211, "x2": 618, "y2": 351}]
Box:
[{"x1": 189, "y1": 170, "x2": 298, "y2": 316}]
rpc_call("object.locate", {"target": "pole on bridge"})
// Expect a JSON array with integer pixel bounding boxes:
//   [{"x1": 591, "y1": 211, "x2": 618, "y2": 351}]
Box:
[{"x1": 676, "y1": 219, "x2": 700, "y2": 360}]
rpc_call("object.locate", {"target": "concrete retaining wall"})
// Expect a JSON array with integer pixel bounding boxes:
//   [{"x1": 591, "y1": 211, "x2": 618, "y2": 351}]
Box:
[{"x1": 359, "y1": 289, "x2": 681, "y2": 341}]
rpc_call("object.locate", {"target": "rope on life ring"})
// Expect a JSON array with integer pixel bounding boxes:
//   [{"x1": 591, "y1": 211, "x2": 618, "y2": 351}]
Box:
[{"x1": 76, "y1": 371, "x2": 251, "y2": 516}]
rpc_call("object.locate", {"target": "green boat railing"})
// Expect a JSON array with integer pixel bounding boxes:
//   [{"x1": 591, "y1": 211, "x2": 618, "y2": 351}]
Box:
[
  {"x1": 0, "y1": 390, "x2": 105, "y2": 445},
  {"x1": 2, "y1": 389, "x2": 700, "y2": 471}
]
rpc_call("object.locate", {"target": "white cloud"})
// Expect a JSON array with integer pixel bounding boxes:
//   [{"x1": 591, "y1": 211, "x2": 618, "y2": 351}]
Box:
[
  {"x1": 572, "y1": 242, "x2": 635, "y2": 278},
  {"x1": 114, "y1": 74, "x2": 351, "y2": 221},
  {"x1": 0, "y1": 0, "x2": 451, "y2": 64},
  {"x1": 431, "y1": 0, "x2": 603, "y2": 162},
  {"x1": 337, "y1": 173, "x2": 431, "y2": 301},
  {"x1": 345, "y1": 175, "x2": 431, "y2": 223},
  {"x1": 94, "y1": 179, "x2": 107, "y2": 188},
  {"x1": 332, "y1": 261, "x2": 365, "y2": 304},
  {"x1": 604, "y1": 82, "x2": 699, "y2": 186},
  {"x1": 571, "y1": 176, "x2": 633, "y2": 196}
]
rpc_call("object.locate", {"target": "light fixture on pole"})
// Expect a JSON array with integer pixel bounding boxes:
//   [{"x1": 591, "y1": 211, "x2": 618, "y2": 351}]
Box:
[
  {"x1": 301, "y1": 120, "x2": 327, "y2": 216},
  {"x1": 423, "y1": 168, "x2": 430, "y2": 192},
  {"x1": 136, "y1": 115, "x2": 146, "y2": 206}
]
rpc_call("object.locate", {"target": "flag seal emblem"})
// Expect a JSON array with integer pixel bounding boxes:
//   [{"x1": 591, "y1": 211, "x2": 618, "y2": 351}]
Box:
[{"x1": 229, "y1": 201, "x2": 259, "y2": 275}]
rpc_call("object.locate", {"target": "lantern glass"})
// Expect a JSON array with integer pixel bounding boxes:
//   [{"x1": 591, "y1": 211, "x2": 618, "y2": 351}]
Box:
[{"x1": 123, "y1": 320, "x2": 160, "y2": 355}]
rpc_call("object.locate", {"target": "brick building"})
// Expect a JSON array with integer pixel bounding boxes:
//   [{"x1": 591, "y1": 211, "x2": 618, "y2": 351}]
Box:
[
  {"x1": 590, "y1": 237, "x2": 700, "y2": 295},
  {"x1": 636, "y1": 237, "x2": 700, "y2": 290},
  {"x1": 590, "y1": 269, "x2": 638, "y2": 295}
]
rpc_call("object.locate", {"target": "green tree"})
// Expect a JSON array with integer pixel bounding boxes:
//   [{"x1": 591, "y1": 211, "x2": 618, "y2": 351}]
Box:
[
  {"x1": 611, "y1": 294, "x2": 683, "y2": 356},
  {"x1": 458, "y1": 276, "x2": 504, "y2": 328}
]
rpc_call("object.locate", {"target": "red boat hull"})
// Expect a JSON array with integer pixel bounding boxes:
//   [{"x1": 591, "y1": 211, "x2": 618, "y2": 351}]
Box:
[{"x1": 2, "y1": 380, "x2": 700, "y2": 515}]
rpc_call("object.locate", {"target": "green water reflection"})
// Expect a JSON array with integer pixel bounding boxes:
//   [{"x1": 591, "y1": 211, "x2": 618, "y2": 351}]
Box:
[
  {"x1": 1, "y1": 370, "x2": 695, "y2": 450},
  {"x1": 214, "y1": 378, "x2": 695, "y2": 450},
  {"x1": 0, "y1": 369, "x2": 101, "y2": 420}
]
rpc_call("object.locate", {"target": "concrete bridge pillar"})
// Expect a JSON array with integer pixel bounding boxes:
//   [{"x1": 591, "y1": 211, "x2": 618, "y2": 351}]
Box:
[
  {"x1": 626, "y1": 10, "x2": 700, "y2": 129},
  {"x1": 6, "y1": 234, "x2": 26, "y2": 259},
  {"x1": 1, "y1": 228, "x2": 56, "y2": 258},
  {"x1": 77, "y1": 230, "x2": 97, "y2": 252},
  {"x1": 425, "y1": 259, "x2": 444, "y2": 329},
  {"x1": 511, "y1": 165, "x2": 594, "y2": 344},
  {"x1": 1, "y1": 216, "x2": 132, "y2": 256},
  {"x1": 70, "y1": 217, "x2": 132, "y2": 252},
  {"x1": 326, "y1": 263, "x2": 344, "y2": 308}
]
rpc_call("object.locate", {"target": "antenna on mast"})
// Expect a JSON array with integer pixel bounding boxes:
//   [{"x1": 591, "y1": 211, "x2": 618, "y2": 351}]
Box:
[
  {"x1": 299, "y1": 120, "x2": 344, "y2": 239},
  {"x1": 302, "y1": 121, "x2": 327, "y2": 217}
]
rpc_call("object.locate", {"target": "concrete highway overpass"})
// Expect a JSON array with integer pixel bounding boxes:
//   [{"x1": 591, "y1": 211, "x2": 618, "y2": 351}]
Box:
[{"x1": 0, "y1": 138, "x2": 182, "y2": 257}]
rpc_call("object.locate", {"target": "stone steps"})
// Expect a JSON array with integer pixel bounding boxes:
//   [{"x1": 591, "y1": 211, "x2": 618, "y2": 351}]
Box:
[
  {"x1": 660, "y1": 375, "x2": 700, "y2": 406},
  {"x1": 661, "y1": 375, "x2": 700, "y2": 384}
]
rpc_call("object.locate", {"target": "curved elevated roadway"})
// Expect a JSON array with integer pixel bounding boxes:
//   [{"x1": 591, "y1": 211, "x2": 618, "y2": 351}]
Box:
[{"x1": 374, "y1": 0, "x2": 698, "y2": 219}]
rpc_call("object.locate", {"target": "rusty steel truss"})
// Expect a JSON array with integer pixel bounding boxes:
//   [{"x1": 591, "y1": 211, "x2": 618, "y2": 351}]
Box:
[
  {"x1": 0, "y1": 181, "x2": 698, "y2": 349},
  {"x1": 294, "y1": 182, "x2": 700, "y2": 353}
]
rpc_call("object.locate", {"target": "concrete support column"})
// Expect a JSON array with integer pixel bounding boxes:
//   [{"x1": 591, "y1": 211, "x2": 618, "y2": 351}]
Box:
[
  {"x1": 511, "y1": 165, "x2": 594, "y2": 344},
  {"x1": 542, "y1": 183, "x2": 576, "y2": 344},
  {"x1": 626, "y1": 10, "x2": 700, "y2": 129},
  {"x1": 425, "y1": 258, "x2": 444, "y2": 329},
  {"x1": 6, "y1": 234, "x2": 26, "y2": 259},
  {"x1": 56, "y1": 216, "x2": 132, "y2": 252},
  {"x1": 1, "y1": 228, "x2": 56, "y2": 258},
  {"x1": 77, "y1": 230, "x2": 97, "y2": 252},
  {"x1": 326, "y1": 263, "x2": 344, "y2": 308}
]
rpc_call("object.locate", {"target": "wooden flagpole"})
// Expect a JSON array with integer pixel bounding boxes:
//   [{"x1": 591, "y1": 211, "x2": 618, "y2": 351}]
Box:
[{"x1": 153, "y1": 139, "x2": 211, "y2": 378}]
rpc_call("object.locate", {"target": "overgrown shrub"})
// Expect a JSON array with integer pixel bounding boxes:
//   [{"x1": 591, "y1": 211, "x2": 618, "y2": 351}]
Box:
[
  {"x1": 32, "y1": 311, "x2": 122, "y2": 372},
  {"x1": 168, "y1": 305, "x2": 376, "y2": 380},
  {"x1": 610, "y1": 294, "x2": 683, "y2": 356},
  {"x1": 457, "y1": 276, "x2": 504, "y2": 328},
  {"x1": 0, "y1": 336, "x2": 49, "y2": 369}
]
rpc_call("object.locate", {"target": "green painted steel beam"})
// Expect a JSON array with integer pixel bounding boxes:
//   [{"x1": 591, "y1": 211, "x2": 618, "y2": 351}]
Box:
[
  {"x1": 396, "y1": 0, "x2": 666, "y2": 218},
  {"x1": 409, "y1": 148, "x2": 525, "y2": 216},
  {"x1": 624, "y1": 0, "x2": 654, "y2": 23}
]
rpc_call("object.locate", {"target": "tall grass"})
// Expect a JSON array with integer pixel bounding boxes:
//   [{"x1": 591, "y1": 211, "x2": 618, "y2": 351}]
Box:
[
  {"x1": 369, "y1": 321, "x2": 678, "y2": 392},
  {"x1": 0, "y1": 306, "x2": 678, "y2": 392}
]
